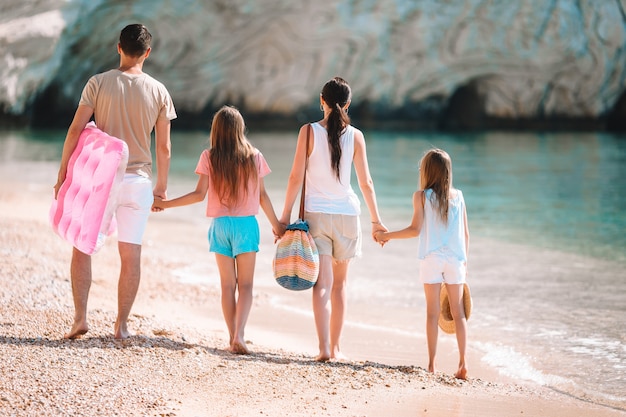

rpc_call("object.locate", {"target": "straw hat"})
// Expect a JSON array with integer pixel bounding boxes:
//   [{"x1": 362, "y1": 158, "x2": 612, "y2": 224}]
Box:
[{"x1": 438, "y1": 283, "x2": 472, "y2": 334}]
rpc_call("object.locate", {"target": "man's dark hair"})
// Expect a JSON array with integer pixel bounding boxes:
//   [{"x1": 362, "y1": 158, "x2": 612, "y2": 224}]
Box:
[{"x1": 119, "y1": 24, "x2": 152, "y2": 57}]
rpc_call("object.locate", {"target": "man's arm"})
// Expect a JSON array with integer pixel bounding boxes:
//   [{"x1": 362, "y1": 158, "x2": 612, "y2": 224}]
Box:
[
  {"x1": 54, "y1": 105, "x2": 94, "y2": 199},
  {"x1": 153, "y1": 118, "x2": 172, "y2": 199}
]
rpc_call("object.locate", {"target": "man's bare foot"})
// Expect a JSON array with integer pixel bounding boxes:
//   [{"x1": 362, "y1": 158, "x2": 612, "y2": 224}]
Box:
[
  {"x1": 114, "y1": 321, "x2": 131, "y2": 339},
  {"x1": 114, "y1": 329, "x2": 131, "y2": 339},
  {"x1": 454, "y1": 365, "x2": 467, "y2": 380},
  {"x1": 64, "y1": 323, "x2": 88, "y2": 339},
  {"x1": 230, "y1": 341, "x2": 250, "y2": 355}
]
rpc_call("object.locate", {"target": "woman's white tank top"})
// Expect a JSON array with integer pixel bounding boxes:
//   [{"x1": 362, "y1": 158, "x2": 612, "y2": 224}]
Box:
[{"x1": 304, "y1": 122, "x2": 361, "y2": 215}]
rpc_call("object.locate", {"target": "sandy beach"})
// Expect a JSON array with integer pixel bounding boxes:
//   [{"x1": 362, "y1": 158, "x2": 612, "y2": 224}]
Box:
[{"x1": 0, "y1": 160, "x2": 623, "y2": 417}]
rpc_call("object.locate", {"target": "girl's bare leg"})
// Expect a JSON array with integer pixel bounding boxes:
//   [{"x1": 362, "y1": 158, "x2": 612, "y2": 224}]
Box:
[
  {"x1": 423, "y1": 283, "x2": 442, "y2": 373},
  {"x1": 312, "y1": 255, "x2": 333, "y2": 361},
  {"x1": 215, "y1": 253, "x2": 237, "y2": 347},
  {"x1": 330, "y1": 260, "x2": 350, "y2": 360},
  {"x1": 230, "y1": 251, "x2": 256, "y2": 354},
  {"x1": 446, "y1": 283, "x2": 468, "y2": 379}
]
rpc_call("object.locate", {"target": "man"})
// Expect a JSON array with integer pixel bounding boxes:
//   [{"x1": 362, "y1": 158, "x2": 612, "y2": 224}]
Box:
[{"x1": 54, "y1": 24, "x2": 176, "y2": 339}]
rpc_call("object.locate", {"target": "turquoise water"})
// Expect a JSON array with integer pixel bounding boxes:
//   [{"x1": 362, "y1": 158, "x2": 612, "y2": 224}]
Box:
[
  {"x1": 2, "y1": 128, "x2": 625, "y2": 410},
  {"x1": 159, "y1": 129, "x2": 626, "y2": 264},
  {"x1": 364, "y1": 131, "x2": 626, "y2": 263}
]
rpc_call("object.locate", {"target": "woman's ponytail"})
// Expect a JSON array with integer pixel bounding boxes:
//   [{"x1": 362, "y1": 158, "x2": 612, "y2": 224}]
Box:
[{"x1": 321, "y1": 77, "x2": 352, "y2": 182}]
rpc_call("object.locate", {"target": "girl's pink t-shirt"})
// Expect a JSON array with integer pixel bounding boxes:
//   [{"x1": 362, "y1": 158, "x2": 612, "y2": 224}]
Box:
[{"x1": 195, "y1": 149, "x2": 271, "y2": 218}]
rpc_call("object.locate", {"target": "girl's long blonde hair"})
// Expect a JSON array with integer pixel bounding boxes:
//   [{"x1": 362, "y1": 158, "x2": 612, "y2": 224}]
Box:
[
  {"x1": 209, "y1": 106, "x2": 257, "y2": 208},
  {"x1": 419, "y1": 148, "x2": 453, "y2": 224}
]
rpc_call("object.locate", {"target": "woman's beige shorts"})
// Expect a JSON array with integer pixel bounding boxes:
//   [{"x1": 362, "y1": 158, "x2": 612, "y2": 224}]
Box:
[{"x1": 305, "y1": 211, "x2": 362, "y2": 261}]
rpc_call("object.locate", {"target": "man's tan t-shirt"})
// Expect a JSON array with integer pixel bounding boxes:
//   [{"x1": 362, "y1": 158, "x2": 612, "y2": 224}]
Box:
[{"x1": 79, "y1": 69, "x2": 177, "y2": 178}]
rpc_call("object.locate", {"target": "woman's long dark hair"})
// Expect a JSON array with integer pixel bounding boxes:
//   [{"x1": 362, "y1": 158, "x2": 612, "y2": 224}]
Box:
[{"x1": 321, "y1": 77, "x2": 351, "y2": 182}]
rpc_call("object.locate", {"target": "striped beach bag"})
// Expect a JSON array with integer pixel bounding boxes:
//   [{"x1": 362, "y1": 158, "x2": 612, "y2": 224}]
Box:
[
  {"x1": 273, "y1": 124, "x2": 320, "y2": 290},
  {"x1": 273, "y1": 219, "x2": 319, "y2": 290}
]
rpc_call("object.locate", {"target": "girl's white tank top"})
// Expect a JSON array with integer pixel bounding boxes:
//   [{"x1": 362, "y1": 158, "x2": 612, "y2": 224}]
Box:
[{"x1": 417, "y1": 188, "x2": 467, "y2": 261}]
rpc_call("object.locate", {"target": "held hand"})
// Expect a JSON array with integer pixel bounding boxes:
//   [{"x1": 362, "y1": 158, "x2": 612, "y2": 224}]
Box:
[
  {"x1": 273, "y1": 223, "x2": 287, "y2": 243},
  {"x1": 153, "y1": 187, "x2": 167, "y2": 201},
  {"x1": 373, "y1": 230, "x2": 389, "y2": 247},
  {"x1": 151, "y1": 196, "x2": 165, "y2": 212},
  {"x1": 372, "y1": 223, "x2": 388, "y2": 247}
]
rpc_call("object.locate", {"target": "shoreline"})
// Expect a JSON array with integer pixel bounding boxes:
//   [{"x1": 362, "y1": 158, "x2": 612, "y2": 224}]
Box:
[
  {"x1": 3, "y1": 106, "x2": 619, "y2": 133},
  {"x1": 1, "y1": 160, "x2": 624, "y2": 416}
]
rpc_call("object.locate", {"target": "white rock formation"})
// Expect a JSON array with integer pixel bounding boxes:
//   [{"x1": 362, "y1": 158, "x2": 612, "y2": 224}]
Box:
[{"x1": 1, "y1": 0, "x2": 625, "y2": 123}]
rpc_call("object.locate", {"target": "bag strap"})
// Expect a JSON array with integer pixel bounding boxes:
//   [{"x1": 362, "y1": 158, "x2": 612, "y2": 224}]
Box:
[{"x1": 298, "y1": 123, "x2": 312, "y2": 220}]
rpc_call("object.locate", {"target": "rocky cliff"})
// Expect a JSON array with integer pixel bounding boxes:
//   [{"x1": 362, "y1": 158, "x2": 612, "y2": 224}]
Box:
[{"x1": 1, "y1": 0, "x2": 626, "y2": 130}]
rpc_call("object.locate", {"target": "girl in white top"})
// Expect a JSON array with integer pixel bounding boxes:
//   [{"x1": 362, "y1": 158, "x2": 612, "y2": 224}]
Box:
[
  {"x1": 375, "y1": 148, "x2": 470, "y2": 380},
  {"x1": 280, "y1": 77, "x2": 387, "y2": 362}
]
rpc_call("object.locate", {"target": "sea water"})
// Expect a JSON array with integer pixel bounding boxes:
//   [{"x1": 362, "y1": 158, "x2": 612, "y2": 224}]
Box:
[{"x1": 2, "y1": 128, "x2": 625, "y2": 411}]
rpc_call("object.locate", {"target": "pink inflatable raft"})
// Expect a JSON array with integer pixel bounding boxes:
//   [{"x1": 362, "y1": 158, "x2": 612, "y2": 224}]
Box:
[{"x1": 50, "y1": 122, "x2": 128, "y2": 255}]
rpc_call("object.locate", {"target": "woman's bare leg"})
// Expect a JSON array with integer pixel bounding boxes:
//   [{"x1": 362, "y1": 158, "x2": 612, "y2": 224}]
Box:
[
  {"x1": 330, "y1": 260, "x2": 350, "y2": 360},
  {"x1": 312, "y1": 255, "x2": 333, "y2": 361}
]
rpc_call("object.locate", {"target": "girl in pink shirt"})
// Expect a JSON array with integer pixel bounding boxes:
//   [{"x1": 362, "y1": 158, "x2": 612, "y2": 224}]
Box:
[{"x1": 153, "y1": 106, "x2": 283, "y2": 354}]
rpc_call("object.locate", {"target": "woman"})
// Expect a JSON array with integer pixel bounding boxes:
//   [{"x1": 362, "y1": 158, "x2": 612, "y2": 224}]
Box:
[{"x1": 280, "y1": 77, "x2": 386, "y2": 361}]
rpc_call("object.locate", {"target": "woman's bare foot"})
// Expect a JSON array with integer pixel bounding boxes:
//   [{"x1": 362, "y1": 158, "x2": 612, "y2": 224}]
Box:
[
  {"x1": 314, "y1": 353, "x2": 330, "y2": 362},
  {"x1": 454, "y1": 365, "x2": 467, "y2": 380},
  {"x1": 230, "y1": 341, "x2": 250, "y2": 355},
  {"x1": 331, "y1": 351, "x2": 349, "y2": 362}
]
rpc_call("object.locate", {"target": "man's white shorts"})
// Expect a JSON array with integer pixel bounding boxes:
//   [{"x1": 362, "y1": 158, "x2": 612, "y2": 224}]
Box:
[{"x1": 115, "y1": 174, "x2": 153, "y2": 245}]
